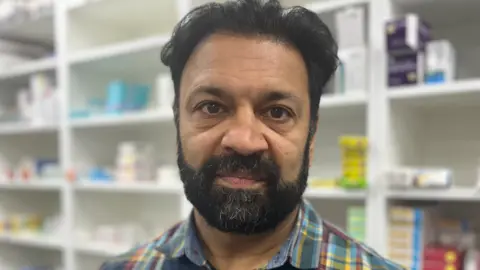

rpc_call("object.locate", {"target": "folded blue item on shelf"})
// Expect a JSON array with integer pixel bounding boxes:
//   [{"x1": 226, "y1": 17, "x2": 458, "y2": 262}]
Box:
[
  {"x1": 69, "y1": 109, "x2": 90, "y2": 119},
  {"x1": 125, "y1": 84, "x2": 151, "y2": 111},
  {"x1": 89, "y1": 167, "x2": 113, "y2": 182},
  {"x1": 105, "y1": 80, "x2": 128, "y2": 115}
]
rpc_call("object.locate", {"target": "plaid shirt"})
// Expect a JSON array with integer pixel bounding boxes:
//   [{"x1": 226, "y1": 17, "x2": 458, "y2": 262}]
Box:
[{"x1": 101, "y1": 200, "x2": 404, "y2": 270}]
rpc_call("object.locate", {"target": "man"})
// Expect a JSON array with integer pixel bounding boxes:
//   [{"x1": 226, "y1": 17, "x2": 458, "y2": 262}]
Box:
[{"x1": 102, "y1": 0, "x2": 403, "y2": 269}]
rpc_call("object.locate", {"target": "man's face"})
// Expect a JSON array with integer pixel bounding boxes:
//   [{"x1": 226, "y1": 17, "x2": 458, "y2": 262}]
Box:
[{"x1": 176, "y1": 33, "x2": 314, "y2": 234}]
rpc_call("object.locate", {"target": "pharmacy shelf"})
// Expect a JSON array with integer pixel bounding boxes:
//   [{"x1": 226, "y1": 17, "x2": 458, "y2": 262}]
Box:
[
  {"x1": 304, "y1": 188, "x2": 367, "y2": 200},
  {"x1": 73, "y1": 182, "x2": 183, "y2": 195},
  {"x1": 388, "y1": 79, "x2": 480, "y2": 107},
  {"x1": 0, "y1": 123, "x2": 58, "y2": 135},
  {"x1": 69, "y1": 35, "x2": 169, "y2": 65},
  {"x1": 67, "y1": 0, "x2": 179, "y2": 32},
  {"x1": 0, "y1": 57, "x2": 56, "y2": 80},
  {"x1": 0, "y1": 232, "x2": 64, "y2": 250},
  {"x1": 306, "y1": 0, "x2": 370, "y2": 13},
  {"x1": 387, "y1": 187, "x2": 480, "y2": 201},
  {"x1": 4, "y1": 0, "x2": 479, "y2": 268},
  {"x1": 0, "y1": 12, "x2": 54, "y2": 44},
  {"x1": 0, "y1": 181, "x2": 65, "y2": 191},
  {"x1": 321, "y1": 93, "x2": 367, "y2": 108},
  {"x1": 69, "y1": 108, "x2": 173, "y2": 129},
  {"x1": 74, "y1": 241, "x2": 131, "y2": 257}
]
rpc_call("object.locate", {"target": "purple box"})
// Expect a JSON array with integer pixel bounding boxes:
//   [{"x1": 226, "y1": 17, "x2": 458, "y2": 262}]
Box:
[
  {"x1": 386, "y1": 13, "x2": 431, "y2": 54},
  {"x1": 388, "y1": 52, "x2": 425, "y2": 87}
]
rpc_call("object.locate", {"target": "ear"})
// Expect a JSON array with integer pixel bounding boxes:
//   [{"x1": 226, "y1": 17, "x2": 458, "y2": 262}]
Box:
[{"x1": 308, "y1": 116, "x2": 319, "y2": 167}]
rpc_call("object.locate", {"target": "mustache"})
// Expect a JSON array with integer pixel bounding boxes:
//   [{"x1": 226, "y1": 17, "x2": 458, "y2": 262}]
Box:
[{"x1": 200, "y1": 153, "x2": 281, "y2": 184}]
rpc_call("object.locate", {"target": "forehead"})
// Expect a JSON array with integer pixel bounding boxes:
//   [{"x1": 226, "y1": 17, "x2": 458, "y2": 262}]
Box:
[{"x1": 180, "y1": 33, "x2": 309, "y2": 98}]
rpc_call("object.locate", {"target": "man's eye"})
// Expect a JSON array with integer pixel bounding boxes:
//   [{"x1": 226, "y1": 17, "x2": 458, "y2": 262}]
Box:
[
  {"x1": 201, "y1": 102, "x2": 224, "y2": 115},
  {"x1": 266, "y1": 107, "x2": 291, "y2": 120}
]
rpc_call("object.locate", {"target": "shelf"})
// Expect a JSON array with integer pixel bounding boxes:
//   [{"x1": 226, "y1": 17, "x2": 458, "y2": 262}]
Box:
[
  {"x1": 69, "y1": 35, "x2": 169, "y2": 66},
  {"x1": 387, "y1": 187, "x2": 480, "y2": 201},
  {"x1": 70, "y1": 108, "x2": 173, "y2": 129},
  {"x1": 68, "y1": 0, "x2": 178, "y2": 36},
  {"x1": 321, "y1": 93, "x2": 367, "y2": 108},
  {"x1": 74, "y1": 241, "x2": 132, "y2": 257},
  {"x1": 0, "y1": 123, "x2": 58, "y2": 135},
  {"x1": 0, "y1": 181, "x2": 65, "y2": 191},
  {"x1": 0, "y1": 11, "x2": 54, "y2": 44},
  {"x1": 393, "y1": 0, "x2": 480, "y2": 28},
  {"x1": 304, "y1": 188, "x2": 367, "y2": 200},
  {"x1": 0, "y1": 57, "x2": 56, "y2": 80},
  {"x1": 305, "y1": 0, "x2": 370, "y2": 13},
  {"x1": 388, "y1": 79, "x2": 480, "y2": 108},
  {"x1": 0, "y1": 232, "x2": 64, "y2": 250},
  {"x1": 73, "y1": 182, "x2": 183, "y2": 195},
  {"x1": 319, "y1": 93, "x2": 367, "y2": 120}
]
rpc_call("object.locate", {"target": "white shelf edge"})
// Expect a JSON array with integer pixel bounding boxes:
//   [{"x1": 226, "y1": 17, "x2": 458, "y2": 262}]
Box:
[
  {"x1": 321, "y1": 93, "x2": 367, "y2": 108},
  {"x1": 69, "y1": 34, "x2": 170, "y2": 64},
  {"x1": 74, "y1": 241, "x2": 132, "y2": 257},
  {"x1": 73, "y1": 182, "x2": 183, "y2": 194},
  {"x1": 387, "y1": 187, "x2": 480, "y2": 201},
  {"x1": 0, "y1": 57, "x2": 56, "y2": 80},
  {"x1": 304, "y1": 188, "x2": 367, "y2": 200},
  {"x1": 69, "y1": 108, "x2": 173, "y2": 128},
  {"x1": 305, "y1": 0, "x2": 370, "y2": 13},
  {"x1": 0, "y1": 232, "x2": 64, "y2": 250},
  {"x1": 0, "y1": 123, "x2": 58, "y2": 135},
  {"x1": 0, "y1": 181, "x2": 66, "y2": 191},
  {"x1": 388, "y1": 79, "x2": 480, "y2": 100}
]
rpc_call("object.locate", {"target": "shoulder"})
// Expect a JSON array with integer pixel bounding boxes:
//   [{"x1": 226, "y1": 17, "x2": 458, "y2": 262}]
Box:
[
  {"x1": 100, "y1": 222, "x2": 184, "y2": 270},
  {"x1": 320, "y1": 220, "x2": 405, "y2": 270}
]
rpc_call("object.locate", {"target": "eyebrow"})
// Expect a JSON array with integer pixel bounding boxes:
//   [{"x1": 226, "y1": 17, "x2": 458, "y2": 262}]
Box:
[
  {"x1": 187, "y1": 85, "x2": 303, "y2": 108},
  {"x1": 260, "y1": 91, "x2": 302, "y2": 104}
]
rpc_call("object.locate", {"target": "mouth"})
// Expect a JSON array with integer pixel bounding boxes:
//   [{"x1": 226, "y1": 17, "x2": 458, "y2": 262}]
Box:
[{"x1": 216, "y1": 172, "x2": 265, "y2": 189}]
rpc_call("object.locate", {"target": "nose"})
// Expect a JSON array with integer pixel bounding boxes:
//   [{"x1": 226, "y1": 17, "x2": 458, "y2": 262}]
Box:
[{"x1": 221, "y1": 109, "x2": 268, "y2": 156}]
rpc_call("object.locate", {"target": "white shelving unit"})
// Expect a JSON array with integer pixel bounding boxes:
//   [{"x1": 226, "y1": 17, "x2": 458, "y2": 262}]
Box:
[{"x1": 1, "y1": 0, "x2": 480, "y2": 269}]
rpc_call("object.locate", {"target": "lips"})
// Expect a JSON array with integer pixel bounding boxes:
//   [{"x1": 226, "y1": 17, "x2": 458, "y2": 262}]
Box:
[
  {"x1": 216, "y1": 171, "x2": 266, "y2": 188},
  {"x1": 216, "y1": 170, "x2": 265, "y2": 182}
]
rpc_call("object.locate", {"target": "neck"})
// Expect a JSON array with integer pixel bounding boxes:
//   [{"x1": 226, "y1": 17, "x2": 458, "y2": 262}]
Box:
[{"x1": 194, "y1": 207, "x2": 299, "y2": 269}]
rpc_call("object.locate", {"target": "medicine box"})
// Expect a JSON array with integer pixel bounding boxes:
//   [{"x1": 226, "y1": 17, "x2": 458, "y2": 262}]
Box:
[
  {"x1": 387, "y1": 52, "x2": 425, "y2": 87},
  {"x1": 425, "y1": 40, "x2": 456, "y2": 84},
  {"x1": 337, "y1": 48, "x2": 368, "y2": 93},
  {"x1": 386, "y1": 13, "x2": 431, "y2": 54},
  {"x1": 335, "y1": 6, "x2": 366, "y2": 49}
]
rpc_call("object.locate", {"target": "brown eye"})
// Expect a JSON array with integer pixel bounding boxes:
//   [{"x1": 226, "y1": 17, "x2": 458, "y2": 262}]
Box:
[
  {"x1": 267, "y1": 107, "x2": 291, "y2": 120},
  {"x1": 201, "y1": 102, "x2": 224, "y2": 115}
]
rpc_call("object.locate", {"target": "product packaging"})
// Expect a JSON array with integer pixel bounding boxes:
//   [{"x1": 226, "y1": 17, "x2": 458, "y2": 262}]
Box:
[
  {"x1": 335, "y1": 6, "x2": 366, "y2": 49},
  {"x1": 338, "y1": 48, "x2": 368, "y2": 93},
  {"x1": 386, "y1": 13, "x2": 431, "y2": 54},
  {"x1": 425, "y1": 39, "x2": 456, "y2": 84},
  {"x1": 387, "y1": 52, "x2": 425, "y2": 87}
]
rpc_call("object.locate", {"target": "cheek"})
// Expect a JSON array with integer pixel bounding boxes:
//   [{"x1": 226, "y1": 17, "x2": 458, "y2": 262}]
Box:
[
  {"x1": 265, "y1": 131, "x2": 309, "y2": 182},
  {"x1": 280, "y1": 148, "x2": 306, "y2": 182},
  {"x1": 179, "y1": 122, "x2": 222, "y2": 169}
]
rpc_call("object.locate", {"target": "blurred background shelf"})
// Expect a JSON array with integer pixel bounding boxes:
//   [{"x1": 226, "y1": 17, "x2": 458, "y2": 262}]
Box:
[
  {"x1": 0, "y1": 232, "x2": 64, "y2": 250},
  {"x1": 304, "y1": 188, "x2": 367, "y2": 200},
  {"x1": 387, "y1": 187, "x2": 480, "y2": 201}
]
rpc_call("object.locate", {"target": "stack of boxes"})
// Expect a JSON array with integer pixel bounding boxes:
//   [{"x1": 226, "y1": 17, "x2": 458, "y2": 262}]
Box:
[
  {"x1": 346, "y1": 206, "x2": 366, "y2": 242},
  {"x1": 386, "y1": 13, "x2": 456, "y2": 87},
  {"x1": 388, "y1": 206, "x2": 435, "y2": 270},
  {"x1": 115, "y1": 142, "x2": 155, "y2": 183},
  {"x1": 338, "y1": 136, "x2": 368, "y2": 189},
  {"x1": 423, "y1": 246, "x2": 465, "y2": 270},
  {"x1": 333, "y1": 5, "x2": 368, "y2": 94},
  {"x1": 386, "y1": 13, "x2": 431, "y2": 87}
]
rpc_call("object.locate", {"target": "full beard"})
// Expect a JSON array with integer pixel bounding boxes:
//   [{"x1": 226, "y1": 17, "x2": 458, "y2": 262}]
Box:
[{"x1": 177, "y1": 142, "x2": 310, "y2": 235}]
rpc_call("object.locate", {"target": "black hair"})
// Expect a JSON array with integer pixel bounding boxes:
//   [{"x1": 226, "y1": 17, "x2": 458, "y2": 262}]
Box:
[{"x1": 160, "y1": 0, "x2": 338, "y2": 136}]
